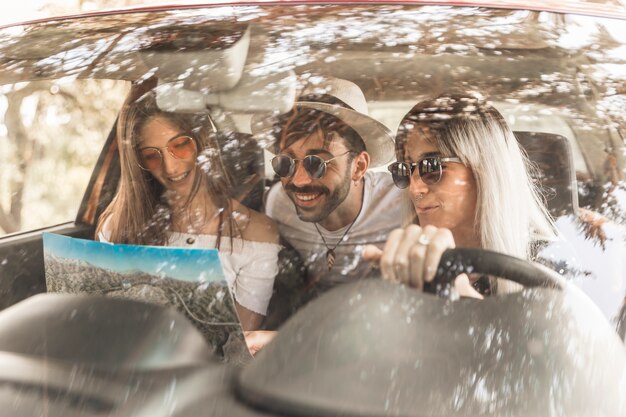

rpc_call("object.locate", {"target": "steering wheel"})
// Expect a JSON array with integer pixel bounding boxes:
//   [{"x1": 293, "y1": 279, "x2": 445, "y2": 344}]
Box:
[
  {"x1": 424, "y1": 248, "x2": 563, "y2": 296},
  {"x1": 235, "y1": 248, "x2": 620, "y2": 417}
]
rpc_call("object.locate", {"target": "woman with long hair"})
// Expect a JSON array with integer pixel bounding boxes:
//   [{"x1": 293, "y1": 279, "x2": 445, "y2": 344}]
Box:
[
  {"x1": 365, "y1": 92, "x2": 556, "y2": 296},
  {"x1": 96, "y1": 85, "x2": 280, "y2": 330}
]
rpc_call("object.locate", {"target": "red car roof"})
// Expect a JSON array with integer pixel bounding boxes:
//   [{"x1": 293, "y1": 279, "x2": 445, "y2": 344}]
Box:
[{"x1": 3, "y1": 0, "x2": 626, "y2": 28}]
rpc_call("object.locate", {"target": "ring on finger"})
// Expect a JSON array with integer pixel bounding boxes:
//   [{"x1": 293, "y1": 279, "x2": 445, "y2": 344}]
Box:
[{"x1": 417, "y1": 234, "x2": 431, "y2": 245}]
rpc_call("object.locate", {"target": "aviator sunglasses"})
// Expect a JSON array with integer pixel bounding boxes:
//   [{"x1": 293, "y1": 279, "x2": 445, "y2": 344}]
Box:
[
  {"x1": 137, "y1": 134, "x2": 198, "y2": 171},
  {"x1": 271, "y1": 151, "x2": 353, "y2": 179},
  {"x1": 388, "y1": 156, "x2": 462, "y2": 189}
]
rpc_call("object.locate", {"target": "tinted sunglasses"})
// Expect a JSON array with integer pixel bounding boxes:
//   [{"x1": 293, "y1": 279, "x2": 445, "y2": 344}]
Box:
[
  {"x1": 271, "y1": 151, "x2": 352, "y2": 179},
  {"x1": 137, "y1": 135, "x2": 197, "y2": 171},
  {"x1": 388, "y1": 156, "x2": 462, "y2": 188}
]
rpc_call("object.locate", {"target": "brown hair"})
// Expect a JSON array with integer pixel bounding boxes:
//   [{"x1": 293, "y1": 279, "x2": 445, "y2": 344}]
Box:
[{"x1": 96, "y1": 84, "x2": 235, "y2": 247}]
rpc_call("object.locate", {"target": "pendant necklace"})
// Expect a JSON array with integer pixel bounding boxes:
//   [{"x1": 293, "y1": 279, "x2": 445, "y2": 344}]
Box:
[
  {"x1": 313, "y1": 219, "x2": 358, "y2": 270},
  {"x1": 313, "y1": 179, "x2": 365, "y2": 270},
  {"x1": 313, "y1": 196, "x2": 363, "y2": 270}
]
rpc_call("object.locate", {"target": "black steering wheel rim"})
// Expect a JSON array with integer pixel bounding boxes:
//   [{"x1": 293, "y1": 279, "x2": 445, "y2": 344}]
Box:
[{"x1": 424, "y1": 248, "x2": 563, "y2": 296}]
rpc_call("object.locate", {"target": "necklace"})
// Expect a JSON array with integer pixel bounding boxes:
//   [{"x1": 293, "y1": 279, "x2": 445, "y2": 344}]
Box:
[
  {"x1": 313, "y1": 219, "x2": 358, "y2": 271},
  {"x1": 313, "y1": 180, "x2": 365, "y2": 270}
]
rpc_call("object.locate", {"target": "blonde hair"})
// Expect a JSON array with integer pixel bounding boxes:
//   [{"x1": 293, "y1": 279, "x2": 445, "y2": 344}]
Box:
[
  {"x1": 96, "y1": 84, "x2": 234, "y2": 246},
  {"x1": 396, "y1": 93, "x2": 557, "y2": 292}
]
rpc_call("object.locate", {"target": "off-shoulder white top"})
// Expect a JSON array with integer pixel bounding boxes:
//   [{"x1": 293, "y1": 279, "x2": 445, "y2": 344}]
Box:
[{"x1": 168, "y1": 232, "x2": 280, "y2": 315}]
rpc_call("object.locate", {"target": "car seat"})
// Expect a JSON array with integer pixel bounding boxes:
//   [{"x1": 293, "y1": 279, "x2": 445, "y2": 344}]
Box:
[
  {"x1": 217, "y1": 131, "x2": 265, "y2": 211},
  {"x1": 514, "y1": 131, "x2": 579, "y2": 218}
]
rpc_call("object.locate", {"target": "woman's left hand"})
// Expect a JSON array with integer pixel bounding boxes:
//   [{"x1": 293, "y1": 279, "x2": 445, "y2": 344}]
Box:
[
  {"x1": 363, "y1": 224, "x2": 482, "y2": 298},
  {"x1": 364, "y1": 224, "x2": 454, "y2": 288}
]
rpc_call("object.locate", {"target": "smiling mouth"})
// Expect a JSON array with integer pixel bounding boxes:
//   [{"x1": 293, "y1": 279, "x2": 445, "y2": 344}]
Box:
[
  {"x1": 168, "y1": 171, "x2": 190, "y2": 182},
  {"x1": 294, "y1": 192, "x2": 323, "y2": 203}
]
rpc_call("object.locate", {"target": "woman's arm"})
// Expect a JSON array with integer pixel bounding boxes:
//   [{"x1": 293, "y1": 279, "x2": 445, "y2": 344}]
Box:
[
  {"x1": 232, "y1": 206, "x2": 282, "y2": 331},
  {"x1": 236, "y1": 303, "x2": 264, "y2": 331}
]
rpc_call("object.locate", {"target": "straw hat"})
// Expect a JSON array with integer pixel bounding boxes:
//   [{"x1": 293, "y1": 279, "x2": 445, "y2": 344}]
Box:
[{"x1": 251, "y1": 76, "x2": 394, "y2": 168}]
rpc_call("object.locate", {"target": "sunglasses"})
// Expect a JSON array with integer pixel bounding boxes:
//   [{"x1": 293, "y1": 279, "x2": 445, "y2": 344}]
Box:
[
  {"x1": 137, "y1": 135, "x2": 198, "y2": 171},
  {"x1": 388, "y1": 156, "x2": 462, "y2": 189},
  {"x1": 271, "y1": 151, "x2": 352, "y2": 179}
]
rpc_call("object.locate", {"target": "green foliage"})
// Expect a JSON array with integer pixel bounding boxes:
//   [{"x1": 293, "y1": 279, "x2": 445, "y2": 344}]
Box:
[{"x1": 0, "y1": 79, "x2": 128, "y2": 235}]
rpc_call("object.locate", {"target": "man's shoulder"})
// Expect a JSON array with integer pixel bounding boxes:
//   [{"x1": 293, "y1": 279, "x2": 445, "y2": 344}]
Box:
[
  {"x1": 365, "y1": 171, "x2": 403, "y2": 198},
  {"x1": 358, "y1": 171, "x2": 406, "y2": 230},
  {"x1": 365, "y1": 170, "x2": 395, "y2": 186}
]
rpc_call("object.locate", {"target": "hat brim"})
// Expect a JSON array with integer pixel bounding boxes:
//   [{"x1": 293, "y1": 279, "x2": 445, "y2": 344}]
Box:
[{"x1": 251, "y1": 101, "x2": 395, "y2": 168}]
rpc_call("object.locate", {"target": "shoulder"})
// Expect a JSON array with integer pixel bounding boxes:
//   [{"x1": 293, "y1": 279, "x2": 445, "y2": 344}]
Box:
[
  {"x1": 364, "y1": 171, "x2": 404, "y2": 201},
  {"x1": 355, "y1": 171, "x2": 407, "y2": 231},
  {"x1": 233, "y1": 201, "x2": 280, "y2": 244},
  {"x1": 365, "y1": 170, "x2": 395, "y2": 188}
]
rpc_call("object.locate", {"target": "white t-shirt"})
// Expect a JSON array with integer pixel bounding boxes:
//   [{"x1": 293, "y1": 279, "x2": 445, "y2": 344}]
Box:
[
  {"x1": 98, "y1": 225, "x2": 281, "y2": 315},
  {"x1": 265, "y1": 171, "x2": 406, "y2": 292}
]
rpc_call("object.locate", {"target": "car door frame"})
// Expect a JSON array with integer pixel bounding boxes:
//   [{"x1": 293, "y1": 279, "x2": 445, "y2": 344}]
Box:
[{"x1": 0, "y1": 120, "x2": 120, "y2": 310}]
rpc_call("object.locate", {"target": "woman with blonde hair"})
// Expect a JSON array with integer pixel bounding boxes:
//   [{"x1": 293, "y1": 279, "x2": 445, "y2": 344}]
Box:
[
  {"x1": 96, "y1": 85, "x2": 280, "y2": 330},
  {"x1": 365, "y1": 92, "x2": 556, "y2": 296}
]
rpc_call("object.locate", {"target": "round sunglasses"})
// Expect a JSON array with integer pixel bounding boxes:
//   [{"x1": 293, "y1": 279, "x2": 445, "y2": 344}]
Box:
[
  {"x1": 388, "y1": 156, "x2": 462, "y2": 189},
  {"x1": 271, "y1": 151, "x2": 352, "y2": 179},
  {"x1": 137, "y1": 135, "x2": 198, "y2": 171}
]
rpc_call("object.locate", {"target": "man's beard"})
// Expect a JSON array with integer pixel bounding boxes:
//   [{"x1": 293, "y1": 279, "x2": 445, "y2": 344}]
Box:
[{"x1": 285, "y1": 167, "x2": 352, "y2": 223}]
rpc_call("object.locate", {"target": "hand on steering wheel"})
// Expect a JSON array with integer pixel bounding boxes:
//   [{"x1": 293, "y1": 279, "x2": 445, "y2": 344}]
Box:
[{"x1": 363, "y1": 224, "x2": 483, "y2": 298}]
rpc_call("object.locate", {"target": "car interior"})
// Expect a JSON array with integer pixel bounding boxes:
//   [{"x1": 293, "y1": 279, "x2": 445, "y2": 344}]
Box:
[
  {"x1": 0, "y1": 3, "x2": 625, "y2": 415},
  {"x1": 0, "y1": 6, "x2": 621, "y2": 286}
]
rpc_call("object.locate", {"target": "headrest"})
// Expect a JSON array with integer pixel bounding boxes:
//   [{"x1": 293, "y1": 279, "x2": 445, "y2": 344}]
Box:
[
  {"x1": 514, "y1": 131, "x2": 579, "y2": 217},
  {"x1": 217, "y1": 131, "x2": 264, "y2": 211}
]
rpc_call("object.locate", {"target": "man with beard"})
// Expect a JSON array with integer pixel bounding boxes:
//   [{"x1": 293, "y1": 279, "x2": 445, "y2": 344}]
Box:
[{"x1": 264, "y1": 77, "x2": 406, "y2": 296}]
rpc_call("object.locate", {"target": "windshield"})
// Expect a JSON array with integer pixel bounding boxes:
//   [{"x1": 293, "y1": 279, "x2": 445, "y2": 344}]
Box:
[{"x1": 0, "y1": 3, "x2": 625, "y2": 415}]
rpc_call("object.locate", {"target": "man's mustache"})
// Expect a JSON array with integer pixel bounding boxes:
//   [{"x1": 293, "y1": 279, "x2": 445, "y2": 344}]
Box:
[{"x1": 285, "y1": 184, "x2": 329, "y2": 195}]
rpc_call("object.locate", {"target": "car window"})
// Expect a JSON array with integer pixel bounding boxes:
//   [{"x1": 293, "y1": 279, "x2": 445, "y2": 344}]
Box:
[{"x1": 0, "y1": 79, "x2": 127, "y2": 236}]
